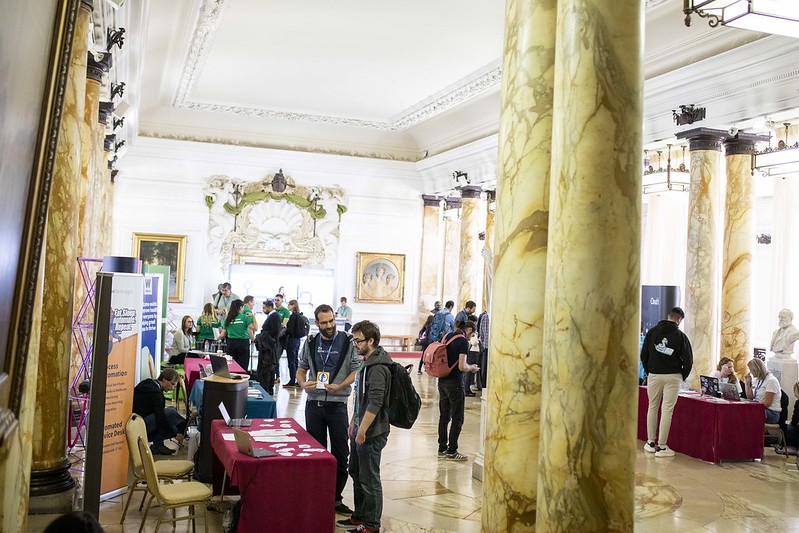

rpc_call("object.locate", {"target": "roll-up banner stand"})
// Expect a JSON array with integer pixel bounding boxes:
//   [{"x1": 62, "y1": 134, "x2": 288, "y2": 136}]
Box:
[
  {"x1": 83, "y1": 271, "x2": 143, "y2": 516},
  {"x1": 140, "y1": 273, "x2": 163, "y2": 381}
]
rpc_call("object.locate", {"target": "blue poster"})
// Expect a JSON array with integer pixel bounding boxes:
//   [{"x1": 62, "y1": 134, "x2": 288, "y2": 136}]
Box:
[{"x1": 139, "y1": 273, "x2": 162, "y2": 380}]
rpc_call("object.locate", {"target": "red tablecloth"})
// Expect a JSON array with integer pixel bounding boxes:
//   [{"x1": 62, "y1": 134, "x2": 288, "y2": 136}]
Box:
[
  {"x1": 184, "y1": 357, "x2": 246, "y2": 392},
  {"x1": 211, "y1": 418, "x2": 336, "y2": 533},
  {"x1": 637, "y1": 386, "x2": 765, "y2": 463}
]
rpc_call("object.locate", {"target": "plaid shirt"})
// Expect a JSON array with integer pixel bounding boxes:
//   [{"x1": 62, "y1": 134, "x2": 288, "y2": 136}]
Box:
[{"x1": 478, "y1": 312, "x2": 490, "y2": 352}]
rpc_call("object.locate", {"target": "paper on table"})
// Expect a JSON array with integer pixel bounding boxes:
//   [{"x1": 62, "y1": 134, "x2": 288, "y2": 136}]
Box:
[
  {"x1": 253, "y1": 436, "x2": 298, "y2": 443},
  {"x1": 221, "y1": 433, "x2": 235, "y2": 441},
  {"x1": 249, "y1": 429, "x2": 296, "y2": 436}
]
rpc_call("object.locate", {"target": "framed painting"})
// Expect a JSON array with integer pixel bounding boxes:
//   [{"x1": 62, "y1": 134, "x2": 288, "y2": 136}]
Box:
[
  {"x1": 132, "y1": 233, "x2": 187, "y2": 303},
  {"x1": 355, "y1": 252, "x2": 405, "y2": 304}
]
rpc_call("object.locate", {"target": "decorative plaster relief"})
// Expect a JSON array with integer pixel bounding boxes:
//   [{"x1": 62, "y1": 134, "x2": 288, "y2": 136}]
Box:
[{"x1": 203, "y1": 173, "x2": 347, "y2": 273}]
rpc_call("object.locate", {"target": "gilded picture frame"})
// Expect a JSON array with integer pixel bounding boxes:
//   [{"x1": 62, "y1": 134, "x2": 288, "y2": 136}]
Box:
[
  {"x1": 355, "y1": 252, "x2": 405, "y2": 304},
  {"x1": 132, "y1": 233, "x2": 187, "y2": 303}
]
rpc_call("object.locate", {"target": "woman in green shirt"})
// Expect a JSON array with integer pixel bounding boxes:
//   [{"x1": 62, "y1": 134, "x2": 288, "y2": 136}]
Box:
[
  {"x1": 196, "y1": 303, "x2": 220, "y2": 351},
  {"x1": 221, "y1": 299, "x2": 255, "y2": 371}
]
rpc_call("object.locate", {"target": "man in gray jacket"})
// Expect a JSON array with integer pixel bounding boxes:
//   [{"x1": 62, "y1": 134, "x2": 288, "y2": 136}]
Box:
[
  {"x1": 336, "y1": 320, "x2": 391, "y2": 533},
  {"x1": 297, "y1": 304, "x2": 361, "y2": 515}
]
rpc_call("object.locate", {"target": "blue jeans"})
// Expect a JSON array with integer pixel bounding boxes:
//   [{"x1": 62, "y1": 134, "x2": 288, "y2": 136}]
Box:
[
  {"x1": 348, "y1": 431, "x2": 388, "y2": 529},
  {"x1": 286, "y1": 337, "x2": 301, "y2": 385},
  {"x1": 306, "y1": 401, "x2": 349, "y2": 505},
  {"x1": 766, "y1": 408, "x2": 780, "y2": 424},
  {"x1": 438, "y1": 378, "x2": 465, "y2": 454},
  {"x1": 143, "y1": 407, "x2": 186, "y2": 446}
]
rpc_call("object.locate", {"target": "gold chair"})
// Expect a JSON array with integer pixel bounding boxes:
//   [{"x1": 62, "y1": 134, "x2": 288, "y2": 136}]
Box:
[
  {"x1": 137, "y1": 436, "x2": 212, "y2": 533},
  {"x1": 765, "y1": 423, "x2": 787, "y2": 457},
  {"x1": 120, "y1": 413, "x2": 194, "y2": 524}
]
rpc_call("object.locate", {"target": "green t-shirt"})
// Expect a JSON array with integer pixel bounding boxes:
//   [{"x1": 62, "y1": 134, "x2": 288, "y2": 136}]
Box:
[
  {"x1": 196, "y1": 316, "x2": 220, "y2": 340},
  {"x1": 223, "y1": 311, "x2": 253, "y2": 339},
  {"x1": 276, "y1": 306, "x2": 291, "y2": 323}
]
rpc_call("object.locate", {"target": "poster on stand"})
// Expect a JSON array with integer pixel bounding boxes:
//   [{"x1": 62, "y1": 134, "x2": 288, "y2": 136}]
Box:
[{"x1": 140, "y1": 273, "x2": 163, "y2": 381}]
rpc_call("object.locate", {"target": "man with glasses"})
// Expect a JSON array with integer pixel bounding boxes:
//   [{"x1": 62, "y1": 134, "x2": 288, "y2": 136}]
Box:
[
  {"x1": 213, "y1": 282, "x2": 239, "y2": 320},
  {"x1": 132, "y1": 368, "x2": 187, "y2": 455},
  {"x1": 297, "y1": 304, "x2": 361, "y2": 516}
]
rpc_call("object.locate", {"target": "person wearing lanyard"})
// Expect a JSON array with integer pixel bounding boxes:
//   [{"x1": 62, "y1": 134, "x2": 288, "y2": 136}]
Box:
[
  {"x1": 297, "y1": 304, "x2": 361, "y2": 516},
  {"x1": 745, "y1": 358, "x2": 782, "y2": 424}
]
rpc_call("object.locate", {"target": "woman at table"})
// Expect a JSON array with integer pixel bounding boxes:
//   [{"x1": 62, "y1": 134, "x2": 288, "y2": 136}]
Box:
[
  {"x1": 168, "y1": 315, "x2": 195, "y2": 364},
  {"x1": 196, "y1": 303, "x2": 220, "y2": 352},
  {"x1": 284, "y1": 299, "x2": 303, "y2": 387},
  {"x1": 220, "y1": 299, "x2": 256, "y2": 372},
  {"x1": 713, "y1": 357, "x2": 739, "y2": 384},
  {"x1": 745, "y1": 358, "x2": 781, "y2": 423}
]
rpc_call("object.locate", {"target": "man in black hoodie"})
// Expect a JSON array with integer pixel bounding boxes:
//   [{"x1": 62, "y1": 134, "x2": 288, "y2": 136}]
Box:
[
  {"x1": 641, "y1": 307, "x2": 693, "y2": 458},
  {"x1": 132, "y1": 368, "x2": 186, "y2": 455}
]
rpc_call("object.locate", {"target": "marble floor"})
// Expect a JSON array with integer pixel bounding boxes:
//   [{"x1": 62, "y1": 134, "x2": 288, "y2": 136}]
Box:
[{"x1": 29, "y1": 354, "x2": 799, "y2": 532}]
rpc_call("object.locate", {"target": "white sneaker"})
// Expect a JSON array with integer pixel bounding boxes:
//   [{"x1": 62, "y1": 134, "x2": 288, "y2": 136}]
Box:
[
  {"x1": 643, "y1": 441, "x2": 656, "y2": 453},
  {"x1": 655, "y1": 445, "x2": 675, "y2": 457}
]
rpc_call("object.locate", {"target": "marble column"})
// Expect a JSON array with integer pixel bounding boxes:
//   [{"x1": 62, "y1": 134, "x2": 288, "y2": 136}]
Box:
[
  {"x1": 457, "y1": 186, "x2": 482, "y2": 307},
  {"x1": 721, "y1": 136, "x2": 760, "y2": 379},
  {"x1": 442, "y1": 197, "x2": 461, "y2": 303},
  {"x1": 30, "y1": 0, "x2": 93, "y2": 513},
  {"x1": 481, "y1": 191, "x2": 496, "y2": 312},
  {"x1": 482, "y1": 0, "x2": 556, "y2": 529},
  {"x1": 419, "y1": 195, "x2": 443, "y2": 319},
  {"x1": 676, "y1": 128, "x2": 727, "y2": 390},
  {"x1": 537, "y1": 0, "x2": 643, "y2": 530},
  {"x1": 95, "y1": 102, "x2": 114, "y2": 257}
]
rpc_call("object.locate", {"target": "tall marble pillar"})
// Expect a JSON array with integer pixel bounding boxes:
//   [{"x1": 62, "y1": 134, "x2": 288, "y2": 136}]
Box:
[
  {"x1": 442, "y1": 197, "x2": 461, "y2": 303},
  {"x1": 95, "y1": 102, "x2": 114, "y2": 257},
  {"x1": 676, "y1": 128, "x2": 726, "y2": 389},
  {"x1": 537, "y1": 0, "x2": 643, "y2": 530},
  {"x1": 481, "y1": 191, "x2": 496, "y2": 312},
  {"x1": 721, "y1": 135, "x2": 761, "y2": 379},
  {"x1": 457, "y1": 186, "x2": 482, "y2": 307},
  {"x1": 419, "y1": 195, "x2": 443, "y2": 319},
  {"x1": 30, "y1": 0, "x2": 93, "y2": 513},
  {"x1": 482, "y1": 0, "x2": 556, "y2": 529}
]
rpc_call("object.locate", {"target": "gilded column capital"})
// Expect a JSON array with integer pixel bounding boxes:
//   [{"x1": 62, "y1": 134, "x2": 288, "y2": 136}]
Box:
[
  {"x1": 723, "y1": 133, "x2": 769, "y2": 156},
  {"x1": 460, "y1": 185, "x2": 482, "y2": 199},
  {"x1": 86, "y1": 51, "x2": 112, "y2": 82},
  {"x1": 421, "y1": 194, "x2": 442, "y2": 207},
  {"x1": 676, "y1": 127, "x2": 728, "y2": 152}
]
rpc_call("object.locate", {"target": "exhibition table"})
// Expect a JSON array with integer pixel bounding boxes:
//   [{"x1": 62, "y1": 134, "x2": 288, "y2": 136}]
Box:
[
  {"x1": 183, "y1": 356, "x2": 246, "y2": 393},
  {"x1": 637, "y1": 386, "x2": 765, "y2": 463},
  {"x1": 211, "y1": 418, "x2": 336, "y2": 533},
  {"x1": 188, "y1": 380, "x2": 276, "y2": 426}
]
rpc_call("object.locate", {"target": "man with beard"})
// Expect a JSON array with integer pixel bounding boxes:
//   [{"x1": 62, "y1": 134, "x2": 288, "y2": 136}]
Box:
[
  {"x1": 256, "y1": 300, "x2": 281, "y2": 395},
  {"x1": 297, "y1": 304, "x2": 361, "y2": 516}
]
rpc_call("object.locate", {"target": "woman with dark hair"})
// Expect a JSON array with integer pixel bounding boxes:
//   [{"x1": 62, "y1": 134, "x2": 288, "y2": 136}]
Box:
[
  {"x1": 417, "y1": 315, "x2": 434, "y2": 374},
  {"x1": 284, "y1": 299, "x2": 303, "y2": 387},
  {"x1": 168, "y1": 315, "x2": 195, "y2": 364},
  {"x1": 221, "y1": 299, "x2": 256, "y2": 371}
]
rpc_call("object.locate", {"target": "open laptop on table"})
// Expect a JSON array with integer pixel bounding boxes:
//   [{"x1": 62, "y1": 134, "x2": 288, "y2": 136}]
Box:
[
  {"x1": 219, "y1": 401, "x2": 251, "y2": 427},
  {"x1": 233, "y1": 428, "x2": 276, "y2": 458},
  {"x1": 700, "y1": 375, "x2": 720, "y2": 397},
  {"x1": 719, "y1": 381, "x2": 743, "y2": 401},
  {"x1": 210, "y1": 354, "x2": 246, "y2": 380}
]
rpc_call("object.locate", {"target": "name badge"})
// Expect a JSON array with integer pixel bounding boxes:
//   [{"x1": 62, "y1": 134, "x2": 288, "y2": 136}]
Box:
[{"x1": 316, "y1": 372, "x2": 330, "y2": 389}]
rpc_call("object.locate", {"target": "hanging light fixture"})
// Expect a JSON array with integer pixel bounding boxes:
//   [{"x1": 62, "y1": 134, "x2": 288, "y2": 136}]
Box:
[
  {"x1": 753, "y1": 123, "x2": 799, "y2": 177},
  {"x1": 642, "y1": 144, "x2": 690, "y2": 194},
  {"x1": 683, "y1": 1, "x2": 799, "y2": 39}
]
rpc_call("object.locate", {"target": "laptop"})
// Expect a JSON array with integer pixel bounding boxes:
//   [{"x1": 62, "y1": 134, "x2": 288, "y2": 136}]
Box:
[
  {"x1": 218, "y1": 401, "x2": 251, "y2": 427},
  {"x1": 233, "y1": 429, "x2": 275, "y2": 458},
  {"x1": 719, "y1": 382, "x2": 742, "y2": 401},
  {"x1": 210, "y1": 354, "x2": 245, "y2": 380},
  {"x1": 700, "y1": 375, "x2": 720, "y2": 397}
]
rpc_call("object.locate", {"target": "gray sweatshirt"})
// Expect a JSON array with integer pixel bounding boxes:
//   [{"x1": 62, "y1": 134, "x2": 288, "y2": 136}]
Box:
[{"x1": 298, "y1": 331, "x2": 361, "y2": 403}]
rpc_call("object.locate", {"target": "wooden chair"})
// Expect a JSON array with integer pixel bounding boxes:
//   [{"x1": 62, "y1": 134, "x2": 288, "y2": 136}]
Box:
[
  {"x1": 120, "y1": 414, "x2": 194, "y2": 524},
  {"x1": 765, "y1": 390, "x2": 789, "y2": 458},
  {"x1": 137, "y1": 436, "x2": 212, "y2": 533}
]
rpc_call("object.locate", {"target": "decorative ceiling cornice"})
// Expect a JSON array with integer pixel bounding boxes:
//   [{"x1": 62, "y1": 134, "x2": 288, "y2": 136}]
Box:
[{"x1": 173, "y1": 0, "x2": 501, "y2": 131}]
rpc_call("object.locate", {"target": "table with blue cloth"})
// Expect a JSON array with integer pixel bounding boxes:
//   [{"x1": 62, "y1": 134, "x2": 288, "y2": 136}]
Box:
[{"x1": 189, "y1": 380, "x2": 276, "y2": 429}]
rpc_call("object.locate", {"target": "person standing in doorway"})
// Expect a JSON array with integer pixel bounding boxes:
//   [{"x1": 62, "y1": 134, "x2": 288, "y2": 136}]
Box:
[{"x1": 641, "y1": 306, "x2": 693, "y2": 458}]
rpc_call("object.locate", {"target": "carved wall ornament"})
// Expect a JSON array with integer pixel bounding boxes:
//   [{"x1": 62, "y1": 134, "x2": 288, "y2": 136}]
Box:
[{"x1": 203, "y1": 173, "x2": 348, "y2": 273}]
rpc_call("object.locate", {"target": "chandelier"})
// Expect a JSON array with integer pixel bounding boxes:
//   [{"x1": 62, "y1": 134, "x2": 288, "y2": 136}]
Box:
[
  {"x1": 683, "y1": 1, "x2": 799, "y2": 39},
  {"x1": 753, "y1": 123, "x2": 799, "y2": 177},
  {"x1": 643, "y1": 145, "x2": 690, "y2": 194}
]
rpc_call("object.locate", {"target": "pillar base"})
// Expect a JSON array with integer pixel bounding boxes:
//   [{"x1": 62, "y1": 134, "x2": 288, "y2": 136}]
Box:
[
  {"x1": 472, "y1": 452, "x2": 484, "y2": 481},
  {"x1": 28, "y1": 461, "x2": 76, "y2": 514}
]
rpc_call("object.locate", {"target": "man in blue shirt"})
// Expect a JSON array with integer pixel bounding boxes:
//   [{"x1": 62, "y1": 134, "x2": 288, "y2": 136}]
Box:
[
  {"x1": 430, "y1": 300, "x2": 456, "y2": 342},
  {"x1": 454, "y1": 300, "x2": 476, "y2": 326}
]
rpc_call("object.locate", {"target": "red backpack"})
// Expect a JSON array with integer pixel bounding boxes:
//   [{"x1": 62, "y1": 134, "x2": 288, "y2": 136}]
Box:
[{"x1": 422, "y1": 332, "x2": 463, "y2": 378}]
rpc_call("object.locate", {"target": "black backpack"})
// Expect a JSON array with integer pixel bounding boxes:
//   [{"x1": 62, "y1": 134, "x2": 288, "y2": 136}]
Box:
[
  {"x1": 379, "y1": 362, "x2": 421, "y2": 429},
  {"x1": 300, "y1": 314, "x2": 310, "y2": 337}
]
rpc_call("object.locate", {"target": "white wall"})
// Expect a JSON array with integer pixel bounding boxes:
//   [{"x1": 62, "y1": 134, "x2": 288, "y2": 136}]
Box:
[{"x1": 113, "y1": 137, "x2": 425, "y2": 335}]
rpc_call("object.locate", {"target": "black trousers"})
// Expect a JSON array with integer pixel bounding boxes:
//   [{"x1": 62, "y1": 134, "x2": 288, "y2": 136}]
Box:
[
  {"x1": 438, "y1": 378, "x2": 465, "y2": 454},
  {"x1": 226, "y1": 338, "x2": 250, "y2": 372},
  {"x1": 306, "y1": 401, "x2": 349, "y2": 505}
]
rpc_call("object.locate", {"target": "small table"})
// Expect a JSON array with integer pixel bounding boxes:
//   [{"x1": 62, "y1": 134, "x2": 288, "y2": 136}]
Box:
[
  {"x1": 637, "y1": 386, "x2": 765, "y2": 463},
  {"x1": 184, "y1": 357, "x2": 246, "y2": 393},
  {"x1": 189, "y1": 381, "x2": 276, "y2": 427},
  {"x1": 211, "y1": 418, "x2": 336, "y2": 533}
]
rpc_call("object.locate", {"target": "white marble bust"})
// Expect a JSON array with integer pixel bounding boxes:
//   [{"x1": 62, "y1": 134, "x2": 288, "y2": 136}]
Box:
[{"x1": 770, "y1": 308, "x2": 799, "y2": 358}]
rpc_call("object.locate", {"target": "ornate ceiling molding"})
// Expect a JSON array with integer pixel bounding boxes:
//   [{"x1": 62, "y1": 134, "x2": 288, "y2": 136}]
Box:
[{"x1": 173, "y1": 0, "x2": 501, "y2": 131}]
